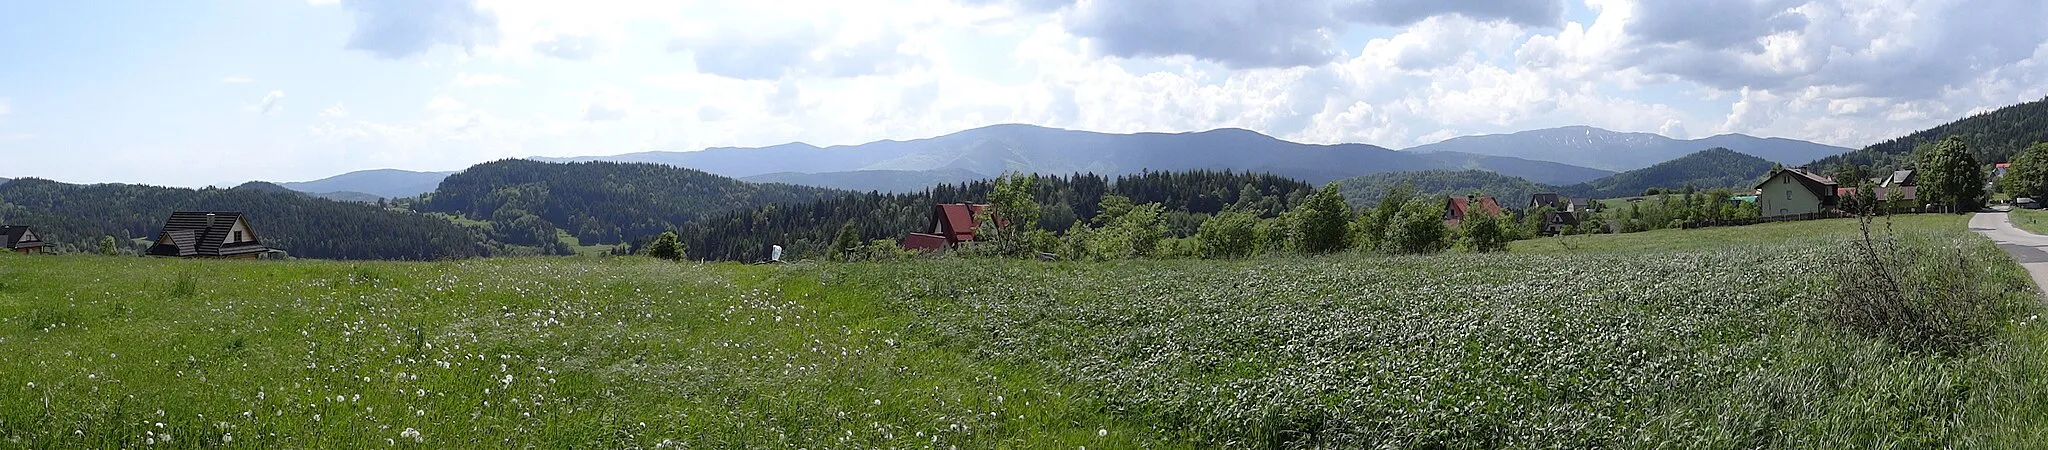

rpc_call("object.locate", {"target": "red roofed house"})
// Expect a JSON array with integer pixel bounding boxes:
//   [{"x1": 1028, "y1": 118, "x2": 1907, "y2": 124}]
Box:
[
  {"x1": 903, "y1": 203, "x2": 991, "y2": 251},
  {"x1": 1444, "y1": 196, "x2": 1504, "y2": 227}
]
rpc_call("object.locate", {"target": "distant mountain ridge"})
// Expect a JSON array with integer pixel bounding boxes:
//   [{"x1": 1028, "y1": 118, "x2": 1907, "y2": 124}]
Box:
[
  {"x1": 533, "y1": 124, "x2": 1617, "y2": 192},
  {"x1": 277, "y1": 169, "x2": 454, "y2": 199},
  {"x1": 1404, "y1": 126, "x2": 1852, "y2": 172},
  {"x1": 1335, "y1": 148, "x2": 1780, "y2": 206}
]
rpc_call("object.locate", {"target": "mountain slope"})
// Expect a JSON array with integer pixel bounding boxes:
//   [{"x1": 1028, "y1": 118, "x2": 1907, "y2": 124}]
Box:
[
  {"x1": 740, "y1": 168, "x2": 988, "y2": 193},
  {"x1": 1811, "y1": 96, "x2": 2048, "y2": 170},
  {"x1": 533, "y1": 124, "x2": 1614, "y2": 188},
  {"x1": 1562, "y1": 148, "x2": 1777, "y2": 198},
  {"x1": 277, "y1": 169, "x2": 454, "y2": 199},
  {"x1": 1406, "y1": 126, "x2": 1851, "y2": 171},
  {"x1": 0, "y1": 178, "x2": 485, "y2": 259},
  {"x1": 422, "y1": 160, "x2": 846, "y2": 247}
]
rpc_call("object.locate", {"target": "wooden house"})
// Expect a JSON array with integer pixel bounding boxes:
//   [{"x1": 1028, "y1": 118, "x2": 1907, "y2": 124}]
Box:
[
  {"x1": 146, "y1": 212, "x2": 269, "y2": 259},
  {"x1": 903, "y1": 203, "x2": 990, "y2": 251},
  {"x1": 0, "y1": 226, "x2": 46, "y2": 254}
]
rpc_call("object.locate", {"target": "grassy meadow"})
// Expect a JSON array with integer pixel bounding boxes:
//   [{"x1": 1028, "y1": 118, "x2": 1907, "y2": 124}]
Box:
[{"x1": 5, "y1": 214, "x2": 2048, "y2": 448}]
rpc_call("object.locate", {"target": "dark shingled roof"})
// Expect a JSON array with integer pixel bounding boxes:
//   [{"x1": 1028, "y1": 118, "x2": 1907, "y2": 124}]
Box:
[
  {"x1": 147, "y1": 212, "x2": 268, "y2": 257},
  {"x1": 1, "y1": 225, "x2": 45, "y2": 249}
]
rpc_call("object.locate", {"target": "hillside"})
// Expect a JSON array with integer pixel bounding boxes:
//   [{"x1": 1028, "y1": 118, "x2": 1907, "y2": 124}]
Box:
[
  {"x1": 1406, "y1": 126, "x2": 1851, "y2": 171},
  {"x1": 1562, "y1": 148, "x2": 1777, "y2": 198},
  {"x1": 0, "y1": 178, "x2": 485, "y2": 259},
  {"x1": 277, "y1": 169, "x2": 454, "y2": 199},
  {"x1": 688, "y1": 170, "x2": 1312, "y2": 261},
  {"x1": 1811, "y1": 96, "x2": 2048, "y2": 171},
  {"x1": 1334, "y1": 170, "x2": 1553, "y2": 208},
  {"x1": 422, "y1": 160, "x2": 846, "y2": 248},
  {"x1": 534, "y1": 124, "x2": 1615, "y2": 188},
  {"x1": 739, "y1": 168, "x2": 987, "y2": 193}
]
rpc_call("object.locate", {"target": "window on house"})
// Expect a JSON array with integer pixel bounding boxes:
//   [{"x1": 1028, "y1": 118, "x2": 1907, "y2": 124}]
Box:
[
  {"x1": 1784, "y1": 190, "x2": 1791, "y2": 200},
  {"x1": 233, "y1": 231, "x2": 243, "y2": 242}
]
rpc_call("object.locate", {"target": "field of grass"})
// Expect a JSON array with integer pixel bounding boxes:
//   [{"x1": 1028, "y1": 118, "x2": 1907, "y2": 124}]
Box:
[
  {"x1": 2009, "y1": 208, "x2": 2048, "y2": 236},
  {"x1": 5, "y1": 215, "x2": 2048, "y2": 447}
]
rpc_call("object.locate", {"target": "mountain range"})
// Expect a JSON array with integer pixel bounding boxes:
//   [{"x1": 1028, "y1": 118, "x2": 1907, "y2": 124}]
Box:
[
  {"x1": 1403, "y1": 126, "x2": 1851, "y2": 172},
  {"x1": 274, "y1": 125, "x2": 1849, "y2": 198},
  {"x1": 1335, "y1": 148, "x2": 1779, "y2": 207}
]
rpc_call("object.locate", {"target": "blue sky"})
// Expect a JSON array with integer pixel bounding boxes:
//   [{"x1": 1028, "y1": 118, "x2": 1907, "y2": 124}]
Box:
[{"x1": 2, "y1": 0, "x2": 2045, "y2": 187}]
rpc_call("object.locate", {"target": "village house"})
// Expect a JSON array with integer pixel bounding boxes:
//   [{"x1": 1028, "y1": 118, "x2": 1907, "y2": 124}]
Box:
[
  {"x1": 1444, "y1": 196, "x2": 1504, "y2": 227},
  {"x1": 145, "y1": 211, "x2": 269, "y2": 259},
  {"x1": 1527, "y1": 193, "x2": 1591, "y2": 212},
  {"x1": 0, "y1": 225, "x2": 47, "y2": 254},
  {"x1": 1755, "y1": 167, "x2": 1839, "y2": 218},
  {"x1": 902, "y1": 203, "x2": 990, "y2": 251}
]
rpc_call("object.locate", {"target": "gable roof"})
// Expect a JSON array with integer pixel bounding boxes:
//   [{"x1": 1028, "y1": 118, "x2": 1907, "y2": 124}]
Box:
[
  {"x1": 148, "y1": 211, "x2": 267, "y2": 257},
  {"x1": 1528, "y1": 193, "x2": 1561, "y2": 208},
  {"x1": 1881, "y1": 170, "x2": 1916, "y2": 187},
  {"x1": 1755, "y1": 167, "x2": 1838, "y2": 199},
  {"x1": 1445, "y1": 196, "x2": 1504, "y2": 224},
  {"x1": 0, "y1": 225, "x2": 44, "y2": 249}
]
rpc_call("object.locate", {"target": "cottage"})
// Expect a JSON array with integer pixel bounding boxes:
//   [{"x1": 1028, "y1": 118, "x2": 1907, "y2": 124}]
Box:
[
  {"x1": 903, "y1": 203, "x2": 991, "y2": 251},
  {"x1": 1444, "y1": 196, "x2": 1504, "y2": 227},
  {"x1": 145, "y1": 212, "x2": 269, "y2": 258},
  {"x1": 1528, "y1": 193, "x2": 1593, "y2": 213},
  {"x1": 1754, "y1": 167, "x2": 1838, "y2": 218},
  {"x1": 0, "y1": 226, "x2": 46, "y2": 254}
]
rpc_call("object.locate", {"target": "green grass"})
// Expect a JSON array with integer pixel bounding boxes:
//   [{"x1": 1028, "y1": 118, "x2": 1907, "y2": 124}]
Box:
[
  {"x1": 555, "y1": 231, "x2": 616, "y2": 257},
  {"x1": 2009, "y1": 208, "x2": 2048, "y2": 236},
  {"x1": 4, "y1": 215, "x2": 2047, "y2": 447}
]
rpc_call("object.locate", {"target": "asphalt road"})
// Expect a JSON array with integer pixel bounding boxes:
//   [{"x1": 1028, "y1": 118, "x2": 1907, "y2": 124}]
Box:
[{"x1": 1969, "y1": 210, "x2": 2048, "y2": 296}]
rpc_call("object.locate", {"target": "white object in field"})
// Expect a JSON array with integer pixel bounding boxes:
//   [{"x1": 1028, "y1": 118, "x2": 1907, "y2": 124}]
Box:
[{"x1": 770, "y1": 245, "x2": 784, "y2": 262}]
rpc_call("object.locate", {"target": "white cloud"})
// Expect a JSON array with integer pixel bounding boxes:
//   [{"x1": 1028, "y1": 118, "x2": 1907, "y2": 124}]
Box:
[
  {"x1": 220, "y1": 76, "x2": 255, "y2": 84},
  {"x1": 337, "y1": 0, "x2": 498, "y2": 59},
  {"x1": 320, "y1": 102, "x2": 350, "y2": 119},
  {"x1": 255, "y1": 90, "x2": 286, "y2": 115},
  {"x1": 452, "y1": 72, "x2": 520, "y2": 87}
]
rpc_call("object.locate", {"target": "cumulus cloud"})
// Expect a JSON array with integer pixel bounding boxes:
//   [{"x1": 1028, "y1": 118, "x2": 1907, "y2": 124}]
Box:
[
  {"x1": 256, "y1": 90, "x2": 285, "y2": 115},
  {"x1": 337, "y1": 0, "x2": 499, "y2": 59},
  {"x1": 1621, "y1": 0, "x2": 2048, "y2": 100},
  {"x1": 1341, "y1": 0, "x2": 1565, "y2": 28},
  {"x1": 531, "y1": 34, "x2": 597, "y2": 60},
  {"x1": 1064, "y1": 0, "x2": 1342, "y2": 68},
  {"x1": 670, "y1": 26, "x2": 916, "y2": 80}
]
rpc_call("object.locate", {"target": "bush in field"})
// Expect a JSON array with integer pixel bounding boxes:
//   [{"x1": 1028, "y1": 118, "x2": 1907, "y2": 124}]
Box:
[
  {"x1": 1457, "y1": 206, "x2": 1514, "y2": 253},
  {"x1": 1353, "y1": 183, "x2": 1414, "y2": 253},
  {"x1": 1829, "y1": 217, "x2": 2023, "y2": 354},
  {"x1": 1290, "y1": 184, "x2": 1353, "y2": 254},
  {"x1": 1077, "y1": 198, "x2": 1165, "y2": 260},
  {"x1": 1195, "y1": 209, "x2": 1259, "y2": 258},
  {"x1": 644, "y1": 231, "x2": 685, "y2": 261},
  {"x1": 1384, "y1": 198, "x2": 1450, "y2": 254}
]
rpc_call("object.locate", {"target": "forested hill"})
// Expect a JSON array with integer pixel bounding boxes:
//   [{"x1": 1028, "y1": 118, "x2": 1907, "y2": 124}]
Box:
[
  {"x1": 422, "y1": 160, "x2": 847, "y2": 248},
  {"x1": 1333, "y1": 149, "x2": 1777, "y2": 206},
  {"x1": 1562, "y1": 148, "x2": 1776, "y2": 199},
  {"x1": 1334, "y1": 170, "x2": 1552, "y2": 208},
  {"x1": 685, "y1": 170, "x2": 1314, "y2": 261},
  {"x1": 1812, "y1": 96, "x2": 2048, "y2": 171},
  {"x1": 0, "y1": 178, "x2": 486, "y2": 259}
]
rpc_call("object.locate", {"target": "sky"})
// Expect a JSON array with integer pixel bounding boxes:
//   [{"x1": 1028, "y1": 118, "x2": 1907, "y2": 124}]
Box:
[{"x1": 1, "y1": 0, "x2": 2046, "y2": 187}]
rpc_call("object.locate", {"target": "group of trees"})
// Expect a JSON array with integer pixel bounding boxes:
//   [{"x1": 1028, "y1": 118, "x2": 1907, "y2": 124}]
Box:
[{"x1": 0, "y1": 179, "x2": 488, "y2": 260}]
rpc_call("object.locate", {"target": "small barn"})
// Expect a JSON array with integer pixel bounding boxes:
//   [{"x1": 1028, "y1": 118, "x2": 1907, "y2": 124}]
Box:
[
  {"x1": 903, "y1": 203, "x2": 990, "y2": 251},
  {"x1": 146, "y1": 212, "x2": 270, "y2": 259},
  {"x1": 0, "y1": 226, "x2": 47, "y2": 254}
]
